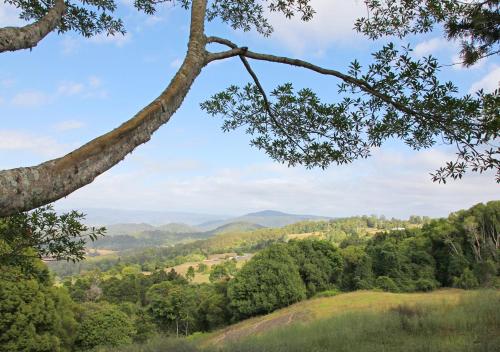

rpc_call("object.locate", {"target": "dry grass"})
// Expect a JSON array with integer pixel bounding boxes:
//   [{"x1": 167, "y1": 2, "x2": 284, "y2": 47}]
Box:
[
  {"x1": 161, "y1": 253, "x2": 254, "y2": 284},
  {"x1": 197, "y1": 289, "x2": 475, "y2": 347},
  {"x1": 286, "y1": 232, "x2": 324, "y2": 240}
]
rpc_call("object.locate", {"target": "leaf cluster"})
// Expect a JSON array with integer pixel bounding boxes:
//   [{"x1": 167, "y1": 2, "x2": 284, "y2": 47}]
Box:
[
  {"x1": 207, "y1": 0, "x2": 314, "y2": 36},
  {"x1": 0, "y1": 205, "x2": 105, "y2": 269},
  {"x1": 202, "y1": 43, "x2": 499, "y2": 180},
  {"x1": 356, "y1": 0, "x2": 500, "y2": 66}
]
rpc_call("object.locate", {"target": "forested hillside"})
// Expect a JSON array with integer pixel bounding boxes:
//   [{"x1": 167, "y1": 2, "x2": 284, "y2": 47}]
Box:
[
  {"x1": 0, "y1": 201, "x2": 498, "y2": 351},
  {"x1": 48, "y1": 214, "x2": 425, "y2": 277}
]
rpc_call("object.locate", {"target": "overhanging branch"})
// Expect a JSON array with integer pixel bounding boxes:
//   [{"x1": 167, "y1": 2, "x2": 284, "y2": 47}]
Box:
[
  {"x1": 206, "y1": 35, "x2": 487, "y2": 162},
  {"x1": 0, "y1": 0, "x2": 66, "y2": 53},
  {"x1": 236, "y1": 49, "x2": 308, "y2": 155},
  {"x1": 207, "y1": 36, "x2": 432, "y2": 119}
]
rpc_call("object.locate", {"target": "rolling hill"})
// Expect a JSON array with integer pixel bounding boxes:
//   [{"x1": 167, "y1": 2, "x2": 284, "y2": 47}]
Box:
[
  {"x1": 198, "y1": 289, "x2": 475, "y2": 347},
  {"x1": 208, "y1": 221, "x2": 266, "y2": 234},
  {"x1": 106, "y1": 289, "x2": 499, "y2": 352},
  {"x1": 197, "y1": 210, "x2": 331, "y2": 230},
  {"x1": 63, "y1": 207, "x2": 228, "y2": 226}
]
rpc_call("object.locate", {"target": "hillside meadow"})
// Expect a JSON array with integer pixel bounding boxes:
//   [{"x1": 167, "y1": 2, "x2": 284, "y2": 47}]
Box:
[{"x1": 103, "y1": 289, "x2": 500, "y2": 352}]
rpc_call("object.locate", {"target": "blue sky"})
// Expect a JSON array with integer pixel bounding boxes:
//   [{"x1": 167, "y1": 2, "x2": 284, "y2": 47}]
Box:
[{"x1": 0, "y1": 0, "x2": 499, "y2": 218}]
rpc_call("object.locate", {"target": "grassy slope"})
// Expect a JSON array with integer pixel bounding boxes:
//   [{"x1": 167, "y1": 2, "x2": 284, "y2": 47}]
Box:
[
  {"x1": 196, "y1": 289, "x2": 478, "y2": 347},
  {"x1": 106, "y1": 289, "x2": 499, "y2": 352},
  {"x1": 215, "y1": 289, "x2": 500, "y2": 352}
]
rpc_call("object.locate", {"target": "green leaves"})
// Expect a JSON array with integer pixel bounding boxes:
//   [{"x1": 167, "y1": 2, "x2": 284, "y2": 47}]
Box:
[
  {"x1": 202, "y1": 44, "x2": 499, "y2": 182},
  {"x1": 6, "y1": 0, "x2": 316, "y2": 38},
  {"x1": 356, "y1": 0, "x2": 500, "y2": 66},
  {"x1": 0, "y1": 205, "x2": 106, "y2": 269},
  {"x1": 228, "y1": 244, "x2": 306, "y2": 318},
  {"x1": 207, "y1": 0, "x2": 314, "y2": 36},
  {"x1": 4, "y1": 0, "x2": 189, "y2": 37},
  {"x1": 75, "y1": 303, "x2": 135, "y2": 349}
]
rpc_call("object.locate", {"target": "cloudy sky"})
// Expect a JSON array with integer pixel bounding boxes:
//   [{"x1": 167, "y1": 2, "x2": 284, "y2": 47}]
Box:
[{"x1": 0, "y1": 0, "x2": 499, "y2": 219}]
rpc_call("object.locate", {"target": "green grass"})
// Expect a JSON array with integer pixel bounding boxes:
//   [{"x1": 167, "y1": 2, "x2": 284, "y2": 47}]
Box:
[
  {"x1": 219, "y1": 290, "x2": 500, "y2": 352},
  {"x1": 102, "y1": 290, "x2": 500, "y2": 352}
]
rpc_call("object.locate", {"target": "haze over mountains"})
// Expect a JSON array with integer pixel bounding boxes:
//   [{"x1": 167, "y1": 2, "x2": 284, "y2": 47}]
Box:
[
  {"x1": 79, "y1": 209, "x2": 331, "y2": 251},
  {"x1": 68, "y1": 208, "x2": 330, "y2": 233},
  {"x1": 197, "y1": 210, "x2": 330, "y2": 230},
  {"x1": 67, "y1": 208, "x2": 225, "y2": 226}
]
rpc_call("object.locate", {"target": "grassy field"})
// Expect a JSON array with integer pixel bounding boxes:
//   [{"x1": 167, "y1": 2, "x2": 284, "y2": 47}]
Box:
[
  {"x1": 104, "y1": 289, "x2": 500, "y2": 352},
  {"x1": 217, "y1": 289, "x2": 500, "y2": 352},
  {"x1": 159, "y1": 253, "x2": 254, "y2": 284},
  {"x1": 197, "y1": 289, "x2": 485, "y2": 346}
]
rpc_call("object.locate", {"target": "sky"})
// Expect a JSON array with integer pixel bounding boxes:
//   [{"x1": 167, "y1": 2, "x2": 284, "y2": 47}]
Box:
[{"x1": 0, "y1": 0, "x2": 499, "y2": 219}]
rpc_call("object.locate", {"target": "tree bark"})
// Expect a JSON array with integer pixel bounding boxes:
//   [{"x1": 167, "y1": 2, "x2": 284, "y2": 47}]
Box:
[
  {"x1": 0, "y1": 0, "x2": 66, "y2": 53},
  {"x1": 0, "y1": 0, "x2": 208, "y2": 217}
]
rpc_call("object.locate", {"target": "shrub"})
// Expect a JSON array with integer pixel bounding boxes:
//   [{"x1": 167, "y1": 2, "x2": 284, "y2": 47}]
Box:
[
  {"x1": 375, "y1": 276, "x2": 399, "y2": 292},
  {"x1": 452, "y1": 268, "x2": 479, "y2": 289},
  {"x1": 228, "y1": 244, "x2": 306, "y2": 318},
  {"x1": 75, "y1": 304, "x2": 135, "y2": 350},
  {"x1": 415, "y1": 278, "x2": 438, "y2": 292}
]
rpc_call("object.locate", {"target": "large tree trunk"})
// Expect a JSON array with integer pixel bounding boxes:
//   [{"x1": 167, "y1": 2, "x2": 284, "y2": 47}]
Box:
[
  {"x1": 0, "y1": 0, "x2": 66, "y2": 53},
  {"x1": 0, "y1": 0, "x2": 208, "y2": 217}
]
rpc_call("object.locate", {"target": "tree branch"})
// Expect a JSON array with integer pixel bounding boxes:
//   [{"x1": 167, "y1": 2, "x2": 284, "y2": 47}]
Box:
[
  {"x1": 0, "y1": 0, "x2": 66, "y2": 53},
  {"x1": 206, "y1": 36, "x2": 487, "y2": 161},
  {"x1": 207, "y1": 36, "x2": 433, "y2": 119},
  {"x1": 0, "y1": 0, "x2": 208, "y2": 217},
  {"x1": 236, "y1": 50, "x2": 308, "y2": 155}
]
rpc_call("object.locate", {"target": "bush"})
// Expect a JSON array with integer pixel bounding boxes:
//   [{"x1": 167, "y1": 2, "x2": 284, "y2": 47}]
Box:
[
  {"x1": 75, "y1": 303, "x2": 135, "y2": 350},
  {"x1": 415, "y1": 278, "x2": 438, "y2": 292},
  {"x1": 375, "y1": 276, "x2": 399, "y2": 292},
  {"x1": 0, "y1": 261, "x2": 77, "y2": 352},
  {"x1": 228, "y1": 244, "x2": 306, "y2": 318},
  {"x1": 452, "y1": 268, "x2": 479, "y2": 289}
]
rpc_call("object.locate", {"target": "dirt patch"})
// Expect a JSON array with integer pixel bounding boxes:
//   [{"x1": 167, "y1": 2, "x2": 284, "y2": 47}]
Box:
[{"x1": 212, "y1": 309, "x2": 311, "y2": 345}]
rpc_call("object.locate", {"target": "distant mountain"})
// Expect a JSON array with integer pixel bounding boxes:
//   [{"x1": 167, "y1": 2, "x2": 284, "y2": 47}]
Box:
[
  {"x1": 104, "y1": 223, "x2": 156, "y2": 236},
  {"x1": 101, "y1": 222, "x2": 200, "y2": 238},
  {"x1": 197, "y1": 210, "x2": 330, "y2": 230},
  {"x1": 209, "y1": 221, "x2": 266, "y2": 234},
  {"x1": 60, "y1": 208, "x2": 229, "y2": 226},
  {"x1": 245, "y1": 210, "x2": 290, "y2": 217},
  {"x1": 158, "y1": 223, "x2": 200, "y2": 233},
  {"x1": 58, "y1": 207, "x2": 330, "y2": 232}
]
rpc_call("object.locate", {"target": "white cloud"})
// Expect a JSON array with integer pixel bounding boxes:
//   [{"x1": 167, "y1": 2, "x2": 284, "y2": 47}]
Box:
[
  {"x1": 1, "y1": 78, "x2": 15, "y2": 88},
  {"x1": 413, "y1": 38, "x2": 449, "y2": 57},
  {"x1": 57, "y1": 81, "x2": 84, "y2": 96},
  {"x1": 54, "y1": 148, "x2": 500, "y2": 219},
  {"x1": 88, "y1": 76, "x2": 102, "y2": 88},
  {"x1": 53, "y1": 120, "x2": 85, "y2": 132},
  {"x1": 89, "y1": 32, "x2": 132, "y2": 47},
  {"x1": 144, "y1": 15, "x2": 164, "y2": 26},
  {"x1": 0, "y1": 3, "x2": 24, "y2": 26},
  {"x1": 267, "y1": 0, "x2": 366, "y2": 54},
  {"x1": 10, "y1": 76, "x2": 106, "y2": 107},
  {"x1": 11, "y1": 90, "x2": 51, "y2": 107},
  {"x1": 0, "y1": 130, "x2": 67, "y2": 157},
  {"x1": 60, "y1": 37, "x2": 80, "y2": 55},
  {"x1": 469, "y1": 65, "x2": 500, "y2": 93}
]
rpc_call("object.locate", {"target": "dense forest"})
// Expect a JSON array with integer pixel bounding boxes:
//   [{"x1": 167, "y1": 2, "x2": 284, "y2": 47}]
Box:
[{"x1": 0, "y1": 201, "x2": 498, "y2": 351}]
